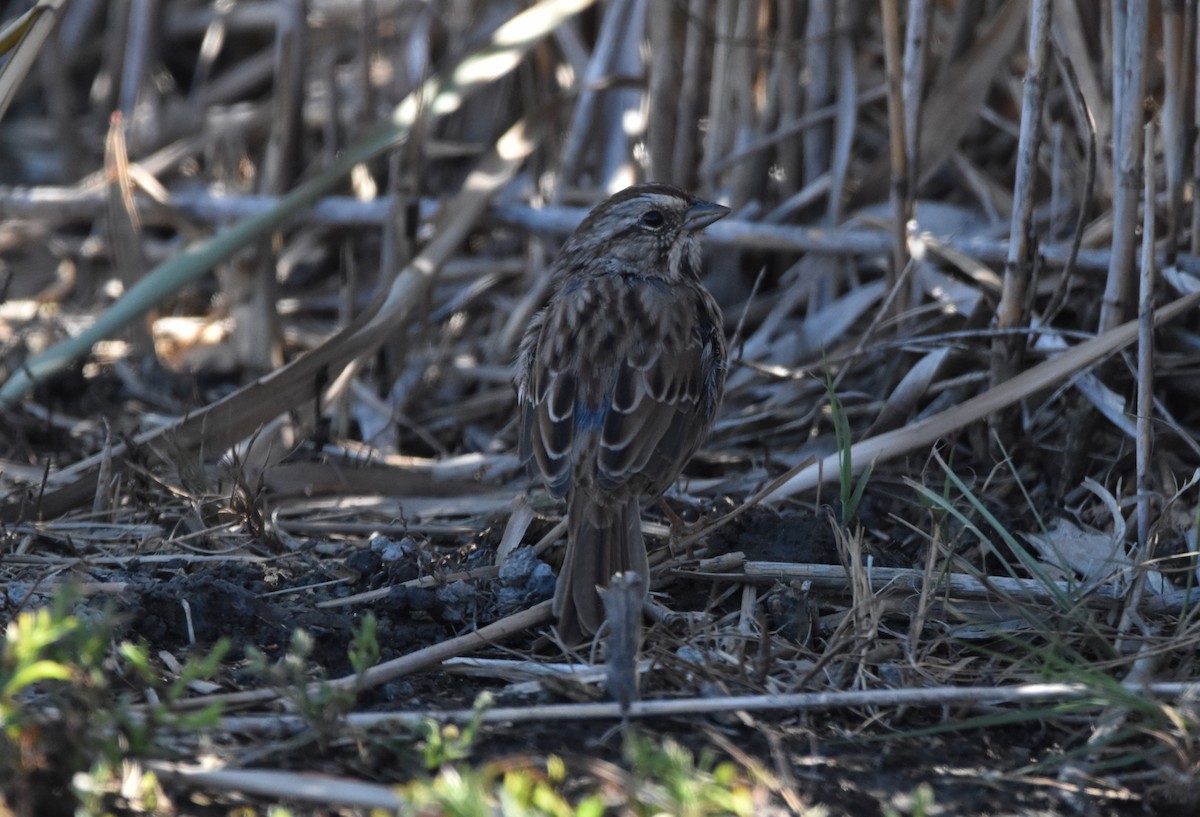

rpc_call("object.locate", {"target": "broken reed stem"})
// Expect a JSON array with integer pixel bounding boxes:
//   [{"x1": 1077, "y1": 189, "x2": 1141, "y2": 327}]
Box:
[
  {"x1": 1136, "y1": 119, "x2": 1156, "y2": 553},
  {"x1": 5, "y1": 186, "x2": 1200, "y2": 276},
  {"x1": 211, "y1": 680, "x2": 1200, "y2": 732},
  {"x1": 168, "y1": 600, "x2": 554, "y2": 712},
  {"x1": 766, "y1": 289, "x2": 1200, "y2": 502},
  {"x1": 601, "y1": 571, "x2": 645, "y2": 712},
  {"x1": 692, "y1": 560, "x2": 1200, "y2": 615}
]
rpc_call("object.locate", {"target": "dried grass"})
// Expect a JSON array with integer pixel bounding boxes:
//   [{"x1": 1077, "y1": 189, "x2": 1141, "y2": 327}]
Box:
[{"x1": 2, "y1": 0, "x2": 1200, "y2": 812}]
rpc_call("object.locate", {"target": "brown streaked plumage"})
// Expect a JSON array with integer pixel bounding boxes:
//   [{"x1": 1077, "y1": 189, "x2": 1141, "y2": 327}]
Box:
[{"x1": 516, "y1": 183, "x2": 728, "y2": 644}]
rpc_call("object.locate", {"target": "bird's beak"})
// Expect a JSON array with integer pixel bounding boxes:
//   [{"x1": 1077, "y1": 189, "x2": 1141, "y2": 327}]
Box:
[{"x1": 684, "y1": 199, "x2": 730, "y2": 231}]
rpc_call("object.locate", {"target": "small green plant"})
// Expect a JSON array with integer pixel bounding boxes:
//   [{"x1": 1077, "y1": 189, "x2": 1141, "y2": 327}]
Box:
[
  {"x1": 1, "y1": 593, "x2": 113, "y2": 809},
  {"x1": 623, "y1": 729, "x2": 755, "y2": 817},
  {"x1": 826, "y1": 372, "x2": 872, "y2": 526},
  {"x1": 390, "y1": 728, "x2": 797, "y2": 816},
  {"x1": 1, "y1": 601, "x2": 100, "y2": 730},
  {"x1": 243, "y1": 613, "x2": 384, "y2": 751},
  {"x1": 883, "y1": 782, "x2": 935, "y2": 817},
  {"x1": 401, "y1": 754, "x2": 601, "y2": 817},
  {"x1": 348, "y1": 611, "x2": 381, "y2": 682},
  {"x1": 421, "y1": 691, "x2": 494, "y2": 770},
  {"x1": 115, "y1": 638, "x2": 229, "y2": 754},
  {"x1": 1, "y1": 587, "x2": 228, "y2": 815},
  {"x1": 73, "y1": 758, "x2": 167, "y2": 816},
  {"x1": 247, "y1": 628, "x2": 356, "y2": 745}
]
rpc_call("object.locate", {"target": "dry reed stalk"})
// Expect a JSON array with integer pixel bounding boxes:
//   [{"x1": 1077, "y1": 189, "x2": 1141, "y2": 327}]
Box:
[
  {"x1": 236, "y1": 0, "x2": 307, "y2": 375},
  {"x1": 1195, "y1": 0, "x2": 1200, "y2": 256},
  {"x1": 143, "y1": 764, "x2": 403, "y2": 812},
  {"x1": 1160, "y1": 0, "x2": 1195, "y2": 262},
  {"x1": 209, "y1": 680, "x2": 1200, "y2": 731},
  {"x1": 767, "y1": 0, "x2": 801, "y2": 197},
  {"x1": 1053, "y1": 1, "x2": 1111, "y2": 196},
  {"x1": 726, "y1": 0, "x2": 762, "y2": 205},
  {"x1": 705, "y1": 560, "x2": 1197, "y2": 614},
  {"x1": 104, "y1": 113, "x2": 153, "y2": 358},
  {"x1": 803, "y1": 1, "x2": 834, "y2": 190},
  {"x1": 120, "y1": 0, "x2": 156, "y2": 118},
  {"x1": 8, "y1": 186, "x2": 1189, "y2": 275},
  {"x1": 878, "y1": 0, "x2": 909, "y2": 294},
  {"x1": 901, "y1": 0, "x2": 931, "y2": 199},
  {"x1": 825, "y1": 18, "x2": 857, "y2": 226},
  {"x1": 1136, "y1": 119, "x2": 1157, "y2": 553},
  {"x1": 645, "y1": 0, "x2": 678, "y2": 181},
  {"x1": 1101, "y1": 0, "x2": 1149, "y2": 330},
  {"x1": 1040, "y1": 47, "x2": 1098, "y2": 326},
  {"x1": 671, "y1": 0, "x2": 709, "y2": 187},
  {"x1": 991, "y1": 0, "x2": 1052, "y2": 393},
  {"x1": 700, "y1": 0, "x2": 735, "y2": 190},
  {"x1": 942, "y1": 0, "x2": 981, "y2": 67},
  {"x1": 555, "y1": 0, "x2": 636, "y2": 196},
  {"x1": 166, "y1": 600, "x2": 554, "y2": 713},
  {"x1": 765, "y1": 289, "x2": 1200, "y2": 502}
]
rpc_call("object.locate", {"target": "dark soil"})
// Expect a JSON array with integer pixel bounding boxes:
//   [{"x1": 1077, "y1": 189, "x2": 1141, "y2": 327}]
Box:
[{"x1": 2, "y1": 506, "x2": 1154, "y2": 816}]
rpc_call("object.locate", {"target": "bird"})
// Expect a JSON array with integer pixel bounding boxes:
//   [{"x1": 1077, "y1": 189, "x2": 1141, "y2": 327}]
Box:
[{"x1": 516, "y1": 183, "x2": 729, "y2": 644}]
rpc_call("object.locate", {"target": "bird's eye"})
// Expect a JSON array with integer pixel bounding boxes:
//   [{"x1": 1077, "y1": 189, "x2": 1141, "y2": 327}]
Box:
[{"x1": 640, "y1": 209, "x2": 665, "y2": 229}]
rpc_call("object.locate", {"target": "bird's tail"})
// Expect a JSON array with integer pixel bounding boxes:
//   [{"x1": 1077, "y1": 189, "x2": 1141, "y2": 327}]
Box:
[{"x1": 554, "y1": 494, "x2": 648, "y2": 645}]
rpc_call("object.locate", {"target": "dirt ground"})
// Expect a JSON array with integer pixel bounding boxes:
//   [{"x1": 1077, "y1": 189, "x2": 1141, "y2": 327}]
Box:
[{"x1": 3, "y1": 499, "x2": 1175, "y2": 816}]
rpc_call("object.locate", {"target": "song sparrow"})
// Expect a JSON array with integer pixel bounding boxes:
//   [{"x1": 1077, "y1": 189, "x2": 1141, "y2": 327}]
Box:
[{"x1": 516, "y1": 183, "x2": 728, "y2": 643}]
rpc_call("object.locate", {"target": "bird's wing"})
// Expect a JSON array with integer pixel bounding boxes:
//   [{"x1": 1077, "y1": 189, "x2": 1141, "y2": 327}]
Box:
[
  {"x1": 594, "y1": 282, "x2": 724, "y2": 496},
  {"x1": 520, "y1": 277, "x2": 724, "y2": 500},
  {"x1": 519, "y1": 320, "x2": 569, "y2": 498}
]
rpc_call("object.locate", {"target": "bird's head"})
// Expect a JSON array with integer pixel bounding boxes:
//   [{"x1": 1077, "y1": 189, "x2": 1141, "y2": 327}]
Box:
[{"x1": 561, "y1": 183, "x2": 728, "y2": 281}]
